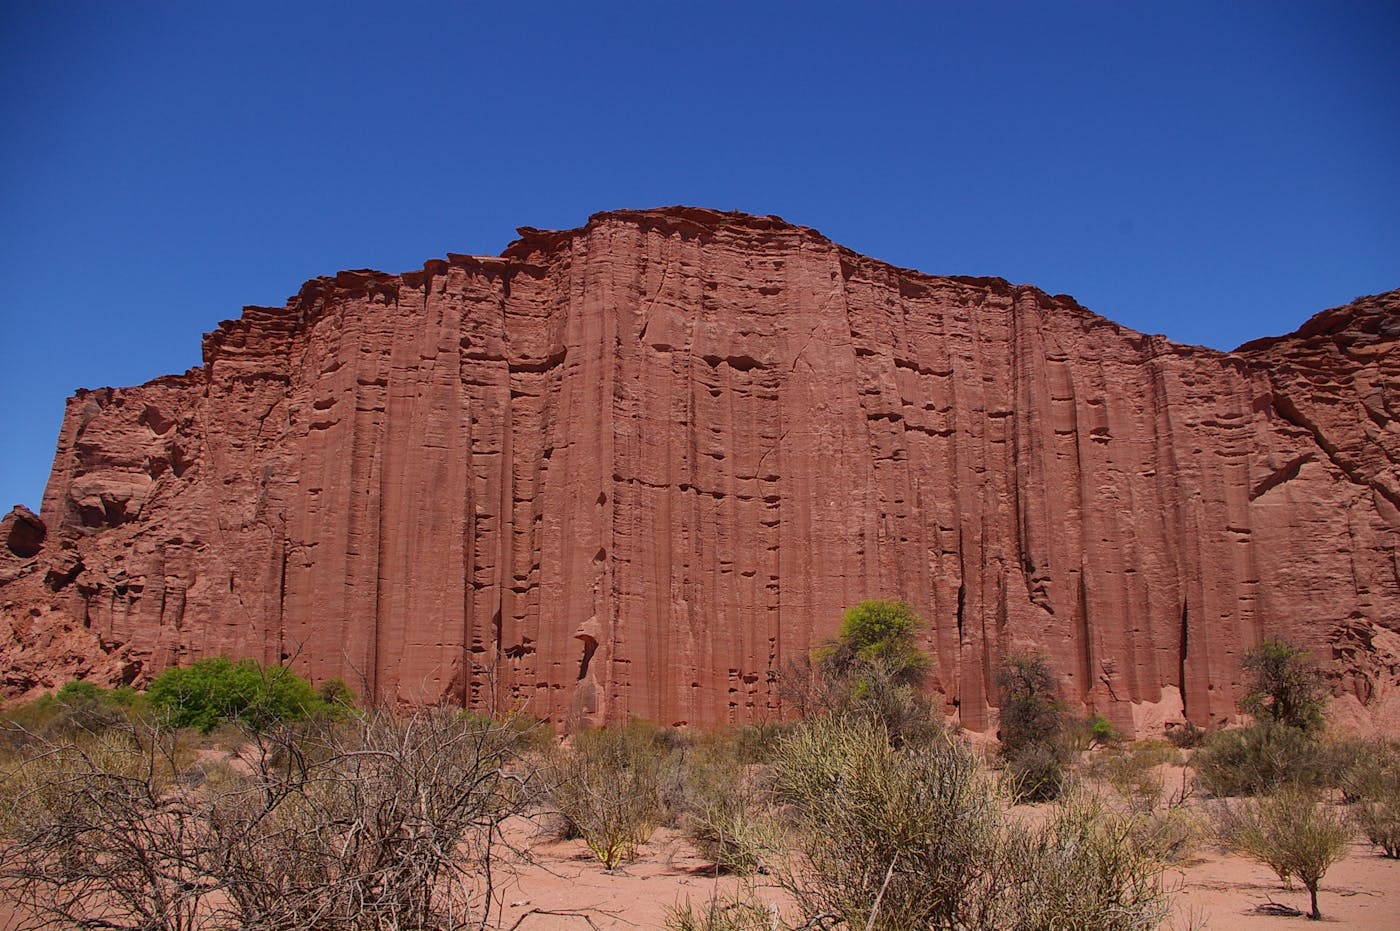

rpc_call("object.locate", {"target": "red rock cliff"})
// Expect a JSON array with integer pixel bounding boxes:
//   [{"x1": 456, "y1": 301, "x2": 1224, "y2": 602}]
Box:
[{"x1": 3, "y1": 207, "x2": 1397, "y2": 734}]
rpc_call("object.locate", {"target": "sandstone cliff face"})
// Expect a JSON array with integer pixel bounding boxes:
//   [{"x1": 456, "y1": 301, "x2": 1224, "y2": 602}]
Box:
[{"x1": 4, "y1": 208, "x2": 1397, "y2": 734}]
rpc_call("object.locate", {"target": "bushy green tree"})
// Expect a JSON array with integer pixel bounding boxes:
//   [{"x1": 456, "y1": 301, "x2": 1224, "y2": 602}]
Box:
[
  {"x1": 1241, "y1": 637, "x2": 1327, "y2": 732},
  {"x1": 793, "y1": 599, "x2": 943, "y2": 747},
  {"x1": 814, "y1": 599, "x2": 930, "y2": 687},
  {"x1": 146, "y1": 657, "x2": 328, "y2": 733}
]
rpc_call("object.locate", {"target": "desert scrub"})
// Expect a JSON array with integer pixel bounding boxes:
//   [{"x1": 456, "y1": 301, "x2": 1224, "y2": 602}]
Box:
[
  {"x1": 1123, "y1": 807, "x2": 1205, "y2": 864},
  {"x1": 0, "y1": 708, "x2": 527, "y2": 931},
  {"x1": 770, "y1": 716, "x2": 1002, "y2": 930},
  {"x1": 1001, "y1": 794, "x2": 1171, "y2": 931},
  {"x1": 0, "y1": 679, "x2": 143, "y2": 746},
  {"x1": 1342, "y1": 739, "x2": 1400, "y2": 857},
  {"x1": 1193, "y1": 720, "x2": 1325, "y2": 796},
  {"x1": 1092, "y1": 740, "x2": 1179, "y2": 813},
  {"x1": 664, "y1": 887, "x2": 776, "y2": 931},
  {"x1": 545, "y1": 721, "x2": 665, "y2": 869},
  {"x1": 673, "y1": 737, "x2": 778, "y2": 874},
  {"x1": 0, "y1": 722, "x2": 208, "y2": 931},
  {"x1": 1214, "y1": 786, "x2": 1351, "y2": 920}
]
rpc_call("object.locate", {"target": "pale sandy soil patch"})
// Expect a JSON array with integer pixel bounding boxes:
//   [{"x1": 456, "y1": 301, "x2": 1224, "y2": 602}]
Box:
[
  {"x1": 1169, "y1": 842, "x2": 1399, "y2": 930},
  {"x1": 493, "y1": 819, "x2": 1399, "y2": 930}
]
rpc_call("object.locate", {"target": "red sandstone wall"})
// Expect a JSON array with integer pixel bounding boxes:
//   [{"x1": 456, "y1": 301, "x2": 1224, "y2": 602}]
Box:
[{"x1": 4, "y1": 208, "x2": 1397, "y2": 734}]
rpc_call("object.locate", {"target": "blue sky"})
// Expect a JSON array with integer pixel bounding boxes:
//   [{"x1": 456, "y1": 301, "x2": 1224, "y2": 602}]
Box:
[{"x1": 2, "y1": 1, "x2": 1396, "y2": 513}]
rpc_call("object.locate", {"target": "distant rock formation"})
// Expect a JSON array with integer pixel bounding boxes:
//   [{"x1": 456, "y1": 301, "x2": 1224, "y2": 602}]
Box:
[{"x1": 3, "y1": 207, "x2": 1397, "y2": 734}]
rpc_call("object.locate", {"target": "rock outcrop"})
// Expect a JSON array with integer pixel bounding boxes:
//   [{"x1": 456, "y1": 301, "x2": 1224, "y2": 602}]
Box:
[{"x1": 3, "y1": 207, "x2": 1397, "y2": 734}]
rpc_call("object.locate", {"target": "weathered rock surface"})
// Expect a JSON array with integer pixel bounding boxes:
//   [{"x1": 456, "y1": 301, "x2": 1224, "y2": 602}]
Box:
[{"x1": 3, "y1": 208, "x2": 1397, "y2": 733}]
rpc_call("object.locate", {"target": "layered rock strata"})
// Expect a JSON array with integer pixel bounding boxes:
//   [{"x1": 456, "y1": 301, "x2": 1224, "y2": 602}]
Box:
[{"x1": 3, "y1": 208, "x2": 1397, "y2": 734}]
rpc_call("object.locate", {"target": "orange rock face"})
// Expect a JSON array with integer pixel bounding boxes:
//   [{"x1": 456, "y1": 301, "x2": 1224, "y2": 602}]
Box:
[{"x1": 3, "y1": 208, "x2": 1397, "y2": 734}]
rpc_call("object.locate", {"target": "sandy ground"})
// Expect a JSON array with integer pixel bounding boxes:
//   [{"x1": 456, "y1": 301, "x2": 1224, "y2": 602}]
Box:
[
  {"x1": 1, "y1": 780, "x2": 1395, "y2": 930},
  {"x1": 492, "y1": 821, "x2": 1400, "y2": 930},
  {"x1": 0, "y1": 825, "x2": 1394, "y2": 930}
]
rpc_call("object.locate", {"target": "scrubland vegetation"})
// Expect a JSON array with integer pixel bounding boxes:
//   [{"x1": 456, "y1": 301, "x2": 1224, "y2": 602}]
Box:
[{"x1": 0, "y1": 615, "x2": 1395, "y2": 929}]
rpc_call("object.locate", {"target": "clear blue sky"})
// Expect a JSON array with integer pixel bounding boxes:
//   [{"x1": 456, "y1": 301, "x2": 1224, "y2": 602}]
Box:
[{"x1": 2, "y1": 1, "x2": 1396, "y2": 513}]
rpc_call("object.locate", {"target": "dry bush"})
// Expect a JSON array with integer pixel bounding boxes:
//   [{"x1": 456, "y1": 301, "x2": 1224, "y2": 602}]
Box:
[
  {"x1": 0, "y1": 707, "x2": 528, "y2": 930},
  {"x1": 664, "y1": 886, "x2": 776, "y2": 931},
  {"x1": 1004, "y1": 739, "x2": 1072, "y2": 803},
  {"x1": 1341, "y1": 740, "x2": 1400, "y2": 857},
  {"x1": 0, "y1": 723, "x2": 207, "y2": 931},
  {"x1": 1123, "y1": 807, "x2": 1205, "y2": 864},
  {"x1": 1164, "y1": 720, "x2": 1205, "y2": 749},
  {"x1": 770, "y1": 716, "x2": 1003, "y2": 931},
  {"x1": 673, "y1": 739, "x2": 778, "y2": 874},
  {"x1": 1093, "y1": 741, "x2": 1179, "y2": 813},
  {"x1": 544, "y1": 722, "x2": 665, "y2": 869},
  {"x1": 1000, "y1": 794, "x2": 1171, "y2": 931},
  {"x1": 209, "y1": 708, "x2": 525, "y2": 929},
  {"x1": 1213, "y1": 786, "x2": 1351, "y2": 920}
]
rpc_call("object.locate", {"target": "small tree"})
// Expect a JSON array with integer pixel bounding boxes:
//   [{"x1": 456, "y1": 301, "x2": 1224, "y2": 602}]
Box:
[
  {"x1": 996, "y1": 653, "x2": 1064, "y2": 754},
  {"x1": 1240, "y1": 637, "x2": 1327, "y2": 732},
  {"x1": 1215, "y1": 787, "x2": 1351, "y2": 920},
  {"x1": 996, "y1": 653, "x2": 1071, "y2": 801},
  {"x1": 790, "y1": 599, "x2": 942, "y2": 747}
]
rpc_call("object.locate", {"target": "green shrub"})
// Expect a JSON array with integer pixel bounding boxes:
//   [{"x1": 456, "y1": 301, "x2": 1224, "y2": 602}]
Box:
[
  {"x1": 787, "y1": 599, "x2": 943, "y2": 747},
  {"x1": 814, "y1": 599, "x2": 931, "y2": 686},
  {"x1": 1194, "y1": 721, "x2": 1325, "y2": 796},
  {"x1": 1069, "y1": 713, "x2": 1121, "y2": 751},
  {"x1": 146, "y1": 658, "x2": 329, "y2": 733},
  {"x1": 1214, "y1": 786, "x2": 1351, "y2": 920}
]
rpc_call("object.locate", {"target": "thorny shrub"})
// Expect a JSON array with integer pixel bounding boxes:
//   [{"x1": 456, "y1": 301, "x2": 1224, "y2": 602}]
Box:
[{"x1": 0, "y1": 707, "x2": 529, "y2": 931}]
